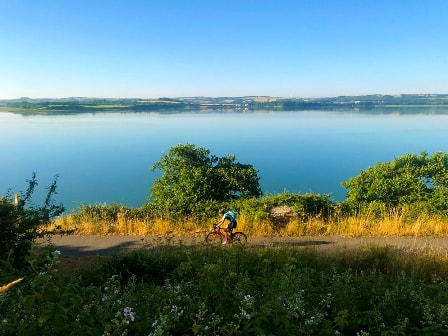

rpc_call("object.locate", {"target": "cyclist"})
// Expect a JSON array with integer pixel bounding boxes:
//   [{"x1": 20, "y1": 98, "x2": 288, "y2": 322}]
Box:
[{"x1": 217, "y1": 209, "x2": 237, "y2": 244}]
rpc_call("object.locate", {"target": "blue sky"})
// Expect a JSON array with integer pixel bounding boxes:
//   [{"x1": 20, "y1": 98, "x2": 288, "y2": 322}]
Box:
[{"x1": 1, "y1": 0, "x2": 447, "y2": 99}]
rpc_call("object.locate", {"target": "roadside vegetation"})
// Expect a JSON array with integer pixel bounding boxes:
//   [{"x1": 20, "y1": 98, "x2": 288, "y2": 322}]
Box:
[
  {"x1": 2, "y1": 145, "x2": 448, "y2": 335},
  {"x1": 50, "y1": 198, "x2": 448, "y2": 237},
  {"x1": 2, "y1": 241, "x2": 448, "y2": 335}
]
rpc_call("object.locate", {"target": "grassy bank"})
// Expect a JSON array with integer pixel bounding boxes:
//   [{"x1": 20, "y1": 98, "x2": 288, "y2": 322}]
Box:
[
  {"x1": 49, "y1": 209, "x2": 448, "y2": 237},
  {"x1": 2, "y1": 243, "x2": 448, "y2": 335}
]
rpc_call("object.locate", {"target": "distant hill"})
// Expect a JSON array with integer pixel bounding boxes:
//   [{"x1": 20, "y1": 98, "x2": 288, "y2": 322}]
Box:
[{"x1": 1, "y1": 94, "x2": 448, "y2": 113}]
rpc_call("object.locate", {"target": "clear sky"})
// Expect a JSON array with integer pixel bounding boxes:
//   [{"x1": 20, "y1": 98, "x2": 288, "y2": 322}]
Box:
[{"x1": 1, "y1": 0, "x2": 447, "y2": 99}]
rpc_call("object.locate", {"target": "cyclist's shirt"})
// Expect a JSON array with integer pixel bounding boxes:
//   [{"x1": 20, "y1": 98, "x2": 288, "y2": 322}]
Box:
[
  {"x1": 222, "y1": 211, "x2": 237, "y2": 230},
  {"x1": 222, "y1": 212, "x2": 236, "y2": 223}
]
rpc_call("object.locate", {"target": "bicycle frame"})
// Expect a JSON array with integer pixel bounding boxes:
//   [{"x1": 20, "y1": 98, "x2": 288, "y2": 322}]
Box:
[
  {"x1": 211, "y1": 226, "x2": 227, "y2": 240},
  {"x1": 206, "y1": 224, "x2": 247, "y2": 245}
]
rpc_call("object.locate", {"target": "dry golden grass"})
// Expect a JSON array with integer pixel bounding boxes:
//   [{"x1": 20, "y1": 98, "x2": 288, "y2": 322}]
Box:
[{"x1": 47, "y1": 212, "x2": 448, "y2": 238}]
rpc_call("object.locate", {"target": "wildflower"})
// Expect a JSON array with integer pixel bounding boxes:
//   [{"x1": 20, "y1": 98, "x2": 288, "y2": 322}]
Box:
[
  {"x1": 117, "y1": 299, "x2": 122, "y2": 305},
  {"x1": 152, "y1": 320, "x2": 158, "y2": 327},
  {"x1": 83, "y1": 304, "x2": 89, "y2": 310},
  {"x1": 123, "y1": 307, "x2": 136, "y2": 321},
  {"x1": 54, "y1": 250, "x2": 61, "y2": 255},
  {"x1": 305, "y1": 316, "x2": 316, "y2": 325}
]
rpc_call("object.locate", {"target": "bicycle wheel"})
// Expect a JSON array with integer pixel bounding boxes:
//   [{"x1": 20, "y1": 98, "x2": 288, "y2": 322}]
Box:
[
  {"x1": 230, "y1": 232, "x2": 247, "y2": 245},
  {"x1": 205, "y1": 232, "x2": 223, "y2": 245}
]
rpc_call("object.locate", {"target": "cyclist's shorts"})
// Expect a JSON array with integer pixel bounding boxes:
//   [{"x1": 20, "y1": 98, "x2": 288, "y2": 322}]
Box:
[{"x1": 226, "y1": 220, "x2": 237, "y2": 230}]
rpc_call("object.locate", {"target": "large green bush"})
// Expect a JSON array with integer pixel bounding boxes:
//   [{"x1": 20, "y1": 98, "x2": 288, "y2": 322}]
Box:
[
  {"x1": 149, "y1": 144, "x2": 261, "y2": 219},
  {"x1": 342, "y1": 151, "x2": 448, "y2": 215}
]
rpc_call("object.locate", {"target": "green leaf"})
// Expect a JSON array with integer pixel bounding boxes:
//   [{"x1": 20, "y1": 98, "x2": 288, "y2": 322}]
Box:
[{"x1": 38, "y1": 312, "x2": 52, "y2": 326}]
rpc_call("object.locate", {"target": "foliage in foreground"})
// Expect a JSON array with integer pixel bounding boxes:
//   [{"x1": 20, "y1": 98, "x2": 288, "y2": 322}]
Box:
[
  {"x1": 2, "y1": 244, "x2": 448, "y2": 335},
  {"x1": 0, "y1": 173, "x2": 64, "y2": 268}
]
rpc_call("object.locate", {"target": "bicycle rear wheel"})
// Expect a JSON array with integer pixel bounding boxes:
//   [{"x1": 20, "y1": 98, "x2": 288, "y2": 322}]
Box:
[
  {"x1": 230, "y1": 232, "x2": 247, "y2": 245},
  {"x1": 205, "y1": 232, "x2": 223, "y2": 245}
]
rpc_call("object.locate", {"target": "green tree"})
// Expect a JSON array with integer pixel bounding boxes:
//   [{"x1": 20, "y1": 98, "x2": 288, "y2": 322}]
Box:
[
  {"x1": 341, "y1": 151, "x2": 448, "y2": 213},
  {"x1": 149, "y1": 144, "x2": 261, "y2": 218},
  {"x1": 0, "y1": 173, "x2": 65, "y2": 268}
]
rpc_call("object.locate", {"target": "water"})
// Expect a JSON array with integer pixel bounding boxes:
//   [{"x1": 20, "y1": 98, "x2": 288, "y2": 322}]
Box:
[{"x1": 2, "y1": 108, "x2": 448, "y2": 212}]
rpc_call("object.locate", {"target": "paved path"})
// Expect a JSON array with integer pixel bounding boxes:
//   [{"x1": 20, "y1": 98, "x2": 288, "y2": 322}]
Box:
[{"x1": 37, "y1": 235, "x2": 448, "y2": 257}]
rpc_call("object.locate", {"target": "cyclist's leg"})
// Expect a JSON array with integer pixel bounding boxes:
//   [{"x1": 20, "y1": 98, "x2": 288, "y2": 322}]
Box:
[
  {"x1": 227, "y1": 221, "x2": 236, "y2": 239},
  {"x1": 224, "y1": 222, "x2": 233, "y2": 241}
]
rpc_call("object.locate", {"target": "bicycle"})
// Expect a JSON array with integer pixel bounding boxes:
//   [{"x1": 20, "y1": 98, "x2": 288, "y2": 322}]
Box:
[{"x1": 205, "y1": 224, "x2": 247, "y2": 246}]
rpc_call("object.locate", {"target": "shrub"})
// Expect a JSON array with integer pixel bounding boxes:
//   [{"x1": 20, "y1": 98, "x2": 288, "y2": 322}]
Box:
[
  {"x1": 3, "y1": 245, "x2": 448, "y2": 335},
  {"x1": 342, "y1": 151, "x2": 448, "y2": 215},
  {"x1": 0, "y1": 173, "x2": 64, "y2": 268},
  {"x1": 150, "y1": 144, "x2": 262, "y2": 220}
]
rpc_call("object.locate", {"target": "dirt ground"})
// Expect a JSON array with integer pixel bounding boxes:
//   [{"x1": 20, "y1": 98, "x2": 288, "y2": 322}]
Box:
[{"x1": 37, "y1": 234, "x2": 448, "y2": 257}]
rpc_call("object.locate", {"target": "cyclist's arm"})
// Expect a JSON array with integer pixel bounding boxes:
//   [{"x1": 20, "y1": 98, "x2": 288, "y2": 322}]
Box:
[{"x1": 216, "y1": 216, "x2": 226, "y2": 227}]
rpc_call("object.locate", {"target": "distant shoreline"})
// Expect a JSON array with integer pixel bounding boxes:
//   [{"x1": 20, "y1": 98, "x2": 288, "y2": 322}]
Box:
[
  {"x1": 1, "y1": 104, "x2": 448, "y2": 115},
  {"x1": 1, "y1": 94, "x2": 448, "y2": 114}
]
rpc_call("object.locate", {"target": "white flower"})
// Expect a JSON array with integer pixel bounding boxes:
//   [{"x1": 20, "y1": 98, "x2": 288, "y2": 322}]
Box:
[{"x1": 123, "y1": 307, "x2": 136, "y2": 322}]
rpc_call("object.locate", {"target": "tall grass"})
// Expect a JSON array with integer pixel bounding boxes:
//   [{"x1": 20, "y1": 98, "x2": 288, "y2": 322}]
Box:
[{"x1": 48, "y1": 203, "x2": 448, "y2": 237}]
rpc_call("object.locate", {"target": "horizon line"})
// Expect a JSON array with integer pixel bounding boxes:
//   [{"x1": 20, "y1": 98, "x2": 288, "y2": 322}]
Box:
[{"x1": 2, "y1": 93, "x2": 448, "y2": 101}]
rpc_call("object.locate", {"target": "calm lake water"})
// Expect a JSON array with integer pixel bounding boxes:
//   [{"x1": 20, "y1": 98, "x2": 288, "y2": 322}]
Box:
[{"x1": 2, "y1": 108, "x2": 448, "y2": 212}]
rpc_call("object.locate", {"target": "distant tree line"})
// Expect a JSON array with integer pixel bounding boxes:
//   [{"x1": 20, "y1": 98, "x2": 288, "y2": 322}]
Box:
[{"x1": 5, "y1": 94, "x2": 448, "y2": 112}]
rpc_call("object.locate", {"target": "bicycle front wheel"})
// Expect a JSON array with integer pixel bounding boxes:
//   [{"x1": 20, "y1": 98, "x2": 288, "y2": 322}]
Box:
[
  {"x1": 205, "y1": 232, "x2": 223, "y2": 246},
  {"x1": 230, "y1": 232, "x2": 247, "y2": 245}
]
